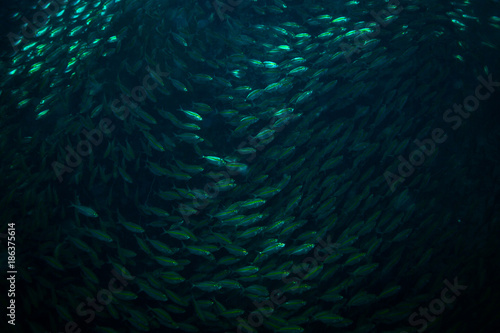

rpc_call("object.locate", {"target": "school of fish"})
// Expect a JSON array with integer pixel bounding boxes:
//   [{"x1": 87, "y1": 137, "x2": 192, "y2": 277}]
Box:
[{"x1": 1, "y1": 0, "x2": 500, "y2": 332}]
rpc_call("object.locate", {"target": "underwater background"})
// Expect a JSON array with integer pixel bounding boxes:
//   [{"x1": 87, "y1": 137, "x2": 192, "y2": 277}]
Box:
[{"x1": 1, "y1": 0, "x2": 500, "y2": 332}]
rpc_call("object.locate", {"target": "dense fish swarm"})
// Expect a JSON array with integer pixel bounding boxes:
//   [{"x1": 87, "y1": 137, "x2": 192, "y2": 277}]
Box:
[{"x1": 1, "y1": 0, "x2": 500, "y2": 332}]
